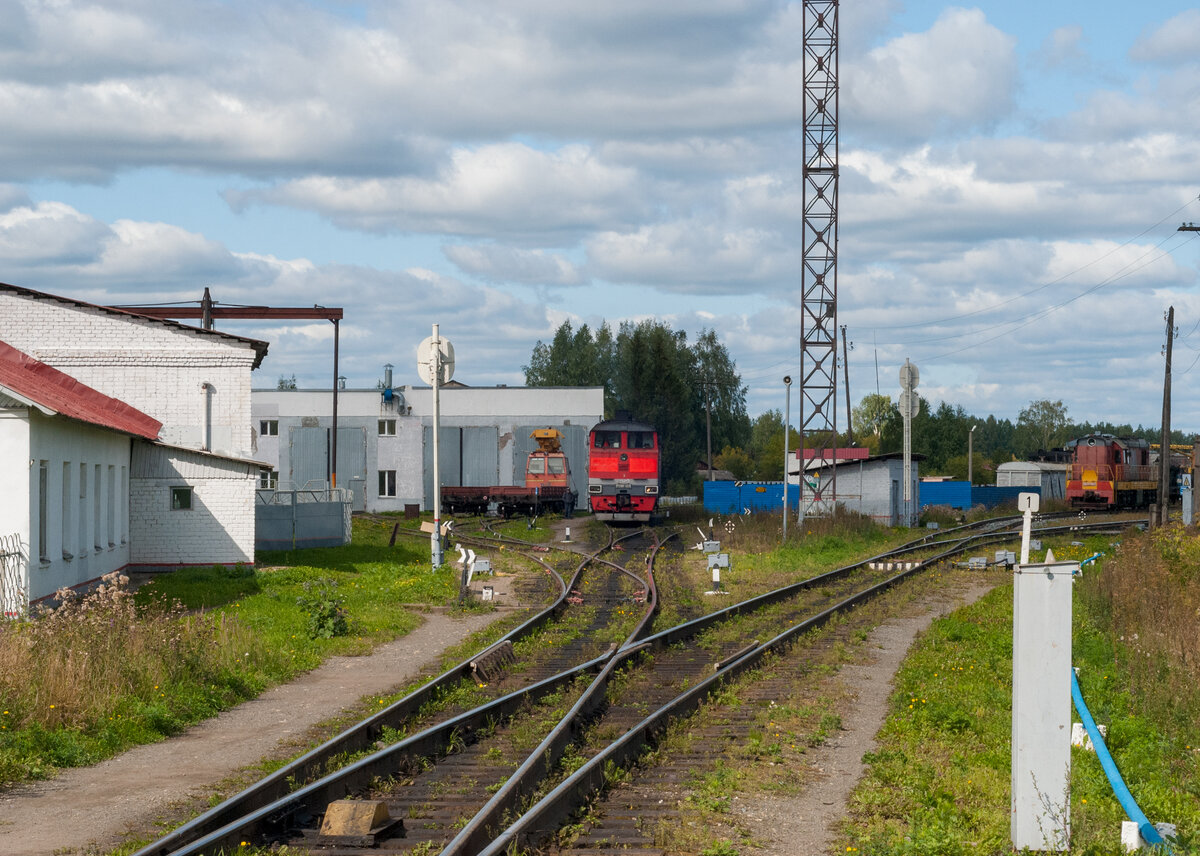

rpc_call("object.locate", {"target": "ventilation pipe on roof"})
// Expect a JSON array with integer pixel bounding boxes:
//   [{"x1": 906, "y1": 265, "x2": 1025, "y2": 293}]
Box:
[{"x1": 201, "y1": 382, "x2": 213, "y2": 451}]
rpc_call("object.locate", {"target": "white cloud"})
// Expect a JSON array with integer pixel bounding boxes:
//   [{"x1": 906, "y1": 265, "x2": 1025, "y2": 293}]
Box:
[
  {"x1": 844, "y1": 7, "x2": 1018, "y2": 140},
  {"x1": 1130, "y1": 9, "x2": 1200, "y2": 66},
  {"x1": 443, "y1": 244, "x2": 585, "y2": 286},
  {"x1": 228, "y1": 143, "x2": 648, "y2": 238}
]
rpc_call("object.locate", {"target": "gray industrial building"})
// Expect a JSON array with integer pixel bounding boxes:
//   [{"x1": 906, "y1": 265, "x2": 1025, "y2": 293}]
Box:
[
  {"x1": 995, "y1": 461, "x2": 1068, "y2": 501},
  {"x1": 251, "y1": 382, "x2": 604, "y2": 513},
  {"x1": 808, "y1": 452, "x2": 923, "y2": 526}
]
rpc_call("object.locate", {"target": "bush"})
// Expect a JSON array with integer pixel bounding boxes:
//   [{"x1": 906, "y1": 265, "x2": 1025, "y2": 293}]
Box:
[{"x1": 295, "y1": 580, "x2": 350, "y2": 639}]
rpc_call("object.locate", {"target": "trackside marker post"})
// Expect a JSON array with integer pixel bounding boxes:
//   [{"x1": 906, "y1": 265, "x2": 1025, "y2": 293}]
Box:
[{"x1": 1012, "y1": 491, "x2": 1075, "y2": 852}]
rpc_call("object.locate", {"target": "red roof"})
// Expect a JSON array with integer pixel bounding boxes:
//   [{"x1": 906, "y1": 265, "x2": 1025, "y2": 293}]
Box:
[{"x1": 0, "y1": 340, "x2": 162, "y2": 440}]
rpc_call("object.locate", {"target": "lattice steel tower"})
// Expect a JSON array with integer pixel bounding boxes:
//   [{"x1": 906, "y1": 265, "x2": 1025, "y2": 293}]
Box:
[{"x1": 799, "y1": 0, "x2": 839, "y2": 516}]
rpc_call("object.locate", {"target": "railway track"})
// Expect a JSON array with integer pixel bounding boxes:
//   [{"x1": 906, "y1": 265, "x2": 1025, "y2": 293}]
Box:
[{"x1": 135, "y1": 511, "x2": 1137, "y2": 856}]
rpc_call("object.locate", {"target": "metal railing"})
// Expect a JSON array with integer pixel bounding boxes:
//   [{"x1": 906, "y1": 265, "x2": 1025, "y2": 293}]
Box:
[{"x1": 1, "y1": 533, "x2": 27, "y2": 619}]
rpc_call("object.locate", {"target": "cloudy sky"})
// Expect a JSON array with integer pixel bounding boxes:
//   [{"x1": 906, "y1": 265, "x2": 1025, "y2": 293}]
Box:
[{"x1": 2, "y1": 0, "x2": 1199, "y2": 430}]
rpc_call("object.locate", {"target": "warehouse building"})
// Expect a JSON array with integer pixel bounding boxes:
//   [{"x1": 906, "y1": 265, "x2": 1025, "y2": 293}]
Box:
[{"x1": 251, "y1": 380, "x2": 605, "y2": 513}]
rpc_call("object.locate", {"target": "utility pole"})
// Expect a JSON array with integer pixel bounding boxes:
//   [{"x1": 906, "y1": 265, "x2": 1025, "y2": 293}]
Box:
[
  {"x1": 841, "y1": 325, "x2": 853, "y2": 445},
  {"x1": 1160, "y1": 306, "x2": 1176, "y2": 526},
  {"x1": 705, "y1": 381, "x2": 713, "y2": 482}
]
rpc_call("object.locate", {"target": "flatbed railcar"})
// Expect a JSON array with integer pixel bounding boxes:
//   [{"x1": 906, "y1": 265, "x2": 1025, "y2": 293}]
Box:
[
  {"x1": 587, "y1": 416, "x2": 660, "y2": 522},
  {"x1": 440, "y1": 428, "x2": 576, "y2": 517},
  {"x1": 1066, "y1": 434, "x2": 1156, "y2": 509}
]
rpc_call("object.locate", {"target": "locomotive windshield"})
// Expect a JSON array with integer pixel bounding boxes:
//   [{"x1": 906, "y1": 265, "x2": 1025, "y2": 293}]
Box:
[
  {"x1": 627, "y1": 431, "x2": 655, "y2": 449},
  {"x1": 593, "y1": 431, "x2": 622, "y2": 448},
  {"x1": 547, "y1": 457, "x2": 566, "y2": 474},
  {"x1": 527, "y1": 457, "x2": 545, "y2": 474}
]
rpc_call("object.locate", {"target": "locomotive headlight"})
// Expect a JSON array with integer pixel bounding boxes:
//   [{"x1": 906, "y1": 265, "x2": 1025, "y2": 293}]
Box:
[{"x1": 645, "y1": 485, "x2": 658, "y2": 494}]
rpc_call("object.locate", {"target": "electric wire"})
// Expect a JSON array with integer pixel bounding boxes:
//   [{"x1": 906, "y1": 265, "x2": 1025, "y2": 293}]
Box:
[{"x1": 868, "y1": 195, "x2": 1200, "y2": 332}]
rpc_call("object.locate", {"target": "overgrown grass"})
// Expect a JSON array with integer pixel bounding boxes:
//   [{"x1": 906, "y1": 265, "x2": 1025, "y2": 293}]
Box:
[
  {"x1": 0, "y1": 517, "x2": 465, "y2": 787},
  {"x1": 841, "y1": 529, "x2": 1200, "y2": 854}
]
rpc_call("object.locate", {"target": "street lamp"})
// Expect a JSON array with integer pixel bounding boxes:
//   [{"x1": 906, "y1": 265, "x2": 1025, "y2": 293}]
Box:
[
  {"x1": 783, "y1": 376, "x2": 792, "y2": 541},
  {"x1": 968, "y1": 424, "x2": 977, "y2": 486}
]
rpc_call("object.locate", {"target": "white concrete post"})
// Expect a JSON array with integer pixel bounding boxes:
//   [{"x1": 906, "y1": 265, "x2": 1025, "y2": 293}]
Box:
[{"x1": 1011, "y1": 557, "x2": 1077, "y2": 851}]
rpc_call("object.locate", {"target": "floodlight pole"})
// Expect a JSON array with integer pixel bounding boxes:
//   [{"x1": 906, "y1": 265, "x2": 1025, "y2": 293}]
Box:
[
  {"x1": 968, "y1": 424, "x2": 977, "y2": 486},
  {"x1": 783, "y1": 376, "x2": 792, "y2": 541}
]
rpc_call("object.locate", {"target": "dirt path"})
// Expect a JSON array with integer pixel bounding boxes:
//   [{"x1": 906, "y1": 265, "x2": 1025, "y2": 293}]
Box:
[
  {"x1": 0, "y1": 609, "x2": 508, "y2": 856},
  {"x1": 731, "y1": 582, "x2": 998, "y2": 855}
]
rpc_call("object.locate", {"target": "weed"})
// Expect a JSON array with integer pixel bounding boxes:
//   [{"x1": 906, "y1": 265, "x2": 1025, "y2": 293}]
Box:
[{"x1": 295, "y1": 580, "x2": 350, "y2": 639}]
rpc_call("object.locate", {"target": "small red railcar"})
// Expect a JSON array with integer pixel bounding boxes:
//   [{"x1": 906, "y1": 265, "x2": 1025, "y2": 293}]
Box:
[
  {"x1": 1066, "y1": 434, "x2": 1156, "y2": 509},
  {"x1": 587, "y1": 417, "x2": 660, "y2": 522}
]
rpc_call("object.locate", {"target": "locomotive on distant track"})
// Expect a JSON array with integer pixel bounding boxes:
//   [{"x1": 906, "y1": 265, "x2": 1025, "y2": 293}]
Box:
[
  {"x1": 1066, "y1": 434, "x2": 1156, "y2": 509},
  {"x1": 440, "y1": 428, "x2": 576, "y2": 517},
  {"x1": 587, "y1": 416, "x2": 660, "y2": 522}
]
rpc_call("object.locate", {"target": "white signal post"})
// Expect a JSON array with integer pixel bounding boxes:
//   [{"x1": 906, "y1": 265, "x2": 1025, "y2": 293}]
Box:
[
  {"x1": 418, "y1": 325, "x2": 455, "y2": 571},
  {"x1": 431, "y1": 325, "x2": 443, "y2": 569}
]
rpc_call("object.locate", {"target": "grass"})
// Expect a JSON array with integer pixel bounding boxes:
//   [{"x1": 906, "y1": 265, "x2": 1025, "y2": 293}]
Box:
[
  {"x1": 0, "y1": 516, "x2": 473, "y2": 788},
  {"x1": 841, "y1": 528, "x2": 1200, "y2": 854}
]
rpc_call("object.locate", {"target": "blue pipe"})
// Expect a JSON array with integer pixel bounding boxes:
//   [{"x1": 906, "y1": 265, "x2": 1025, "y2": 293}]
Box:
[
  {"x1": 1070, "y1": 669, "x2": 1166, "y2": 848},
  {"x1": 1081, "y1": 553, "x2": 1103, "y2": 566}
]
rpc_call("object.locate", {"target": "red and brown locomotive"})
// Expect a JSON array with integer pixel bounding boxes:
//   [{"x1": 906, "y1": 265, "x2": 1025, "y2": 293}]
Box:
[
  {"x1": 587, "y1": 416, "x2": 660, "y2": 522},
  {"x1": 1066, "y1": 434, "x2": 1156, "y2": 509}
]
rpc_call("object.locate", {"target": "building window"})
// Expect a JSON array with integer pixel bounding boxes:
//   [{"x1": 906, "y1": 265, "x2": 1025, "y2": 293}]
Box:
[
  {"x1": 79, "y1": 463, "x2": 87, "y2": 552},
  {"x1": 171, "y1": 486, "x2": 193, "y2": 510},
  {"x1": 94, "y1": 464, "x2": 102, "y2": 551},
  {"x1": 259, "y1": 419, "x2": 279, "y2": 436},
  {"x1": 120, "y1": 466, "x2": 128, "y2": 544},
  {"x1": 38, "y1": 461, "x2": 48, "y2": 562},
  {"x1": 61, "y1": 462, "x2": 73, "y2": 560},
  {"x1": 259, "y1": 468, "x2": 279, "y2": 489},
  {"x1": 378, "y1": 419, "x2": 396, "y2": 436},
  {"x1": 107, "y1": 465, "x2": 116, "y2": 547},
  {"x1": 378, "y1": 470, "x2": 397, "y2": 497}
]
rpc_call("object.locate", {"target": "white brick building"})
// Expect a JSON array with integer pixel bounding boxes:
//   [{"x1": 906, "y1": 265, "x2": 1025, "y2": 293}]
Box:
[
  {"x1": 0, "y1": 284, "x2": 268, "y2": 605},
  {"x1": 252, "y1": 383, "x2": 604, "y2": 512}
]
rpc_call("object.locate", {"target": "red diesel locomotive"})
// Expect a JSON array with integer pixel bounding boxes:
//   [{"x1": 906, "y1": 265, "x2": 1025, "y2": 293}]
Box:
[
  {"x1": 1066, "y1": 434, "x2": 1156, "y2": 509},
  {"x1": 587, "y1": 416, "x2": 660, "y2": 522}
]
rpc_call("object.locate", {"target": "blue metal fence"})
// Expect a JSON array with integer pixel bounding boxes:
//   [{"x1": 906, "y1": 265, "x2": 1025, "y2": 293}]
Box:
[
  {"x1": 703, "y1": 481, "x2": 800, "y2": 514},
  {"x1": 919, "y1": 481, "x2": 1041, "y2": 511}
]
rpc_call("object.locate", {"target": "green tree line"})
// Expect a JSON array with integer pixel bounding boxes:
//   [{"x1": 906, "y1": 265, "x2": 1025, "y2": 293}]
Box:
[
  {"x1": 524, "y1": 320, "x2": 750, "y2": 491},
  {"x1": 525, "y1": 322, "x2": 1194, "y2": 489}
]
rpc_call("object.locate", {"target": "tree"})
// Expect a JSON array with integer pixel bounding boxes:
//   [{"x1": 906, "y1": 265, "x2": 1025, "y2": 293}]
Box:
[
  {"x1": 692, "y1": 329, "x2": 751, "y2": 459},
  {"x1": 1017, "y1": 399, "x2": 1070, "y2": 456},
  {"x1": 277, "y1": 374, "x2": 297, "y2": 390},
  {"x1": 527, "y1": 319, "x2": 749, "y2": 492},
  {"x1": 852, "y1": 394, "x2": 895, "y2": 448}
]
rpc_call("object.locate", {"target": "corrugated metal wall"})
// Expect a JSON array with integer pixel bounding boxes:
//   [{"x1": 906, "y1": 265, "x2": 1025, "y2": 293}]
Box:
[
  {"x1": 290, "y1": 427, "x2": 328, "y2": 489},
  {"x1": 288, "y1": 426, "x2": 367, "y2": 509},
  {"x1": 514, "y1": 424, "x2": 588, "y2": 507},
  {"x1": 462, "y1": 426, "x2": 499, "y2": 486},
  {"x1": 423, "y1": 426, "x2": 463, "y2": 509}
]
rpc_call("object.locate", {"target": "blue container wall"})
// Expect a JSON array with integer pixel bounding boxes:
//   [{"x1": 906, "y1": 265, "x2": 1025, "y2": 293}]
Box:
[
  {"x1": 703, "y1": 481, "x2": 800, "y2": 514},
  {"x1": 919, "y1": 481, "x2": 1041, "y2": 511},
  {"x1": 918, "y1": 481, "x2": 972, "y2": 510},
  {"x1": 971, "y1": 485, "x2": 1040, "y2": 509}
]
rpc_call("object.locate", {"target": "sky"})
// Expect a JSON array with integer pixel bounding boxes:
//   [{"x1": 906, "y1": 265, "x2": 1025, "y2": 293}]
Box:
[{"x1": 2, "y1": 0, "x2": 1200, "y2": 432}]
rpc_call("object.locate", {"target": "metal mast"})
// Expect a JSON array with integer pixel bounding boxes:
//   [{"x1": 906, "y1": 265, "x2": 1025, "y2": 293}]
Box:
[{"x1": 799, "y1": 0, "x2": 839, "y2": 518}]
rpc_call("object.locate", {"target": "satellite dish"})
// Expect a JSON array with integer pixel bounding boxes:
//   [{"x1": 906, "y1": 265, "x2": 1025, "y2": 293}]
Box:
[
  {"x1": 899, "y1": 389, "x2": 919, "y2": 419},
  {"x1": 899, "y1": 359, "x2": 919, "y2": 391},
  {"x1": 416, "y1": 335, "x2": 455, "y2": 385}
]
